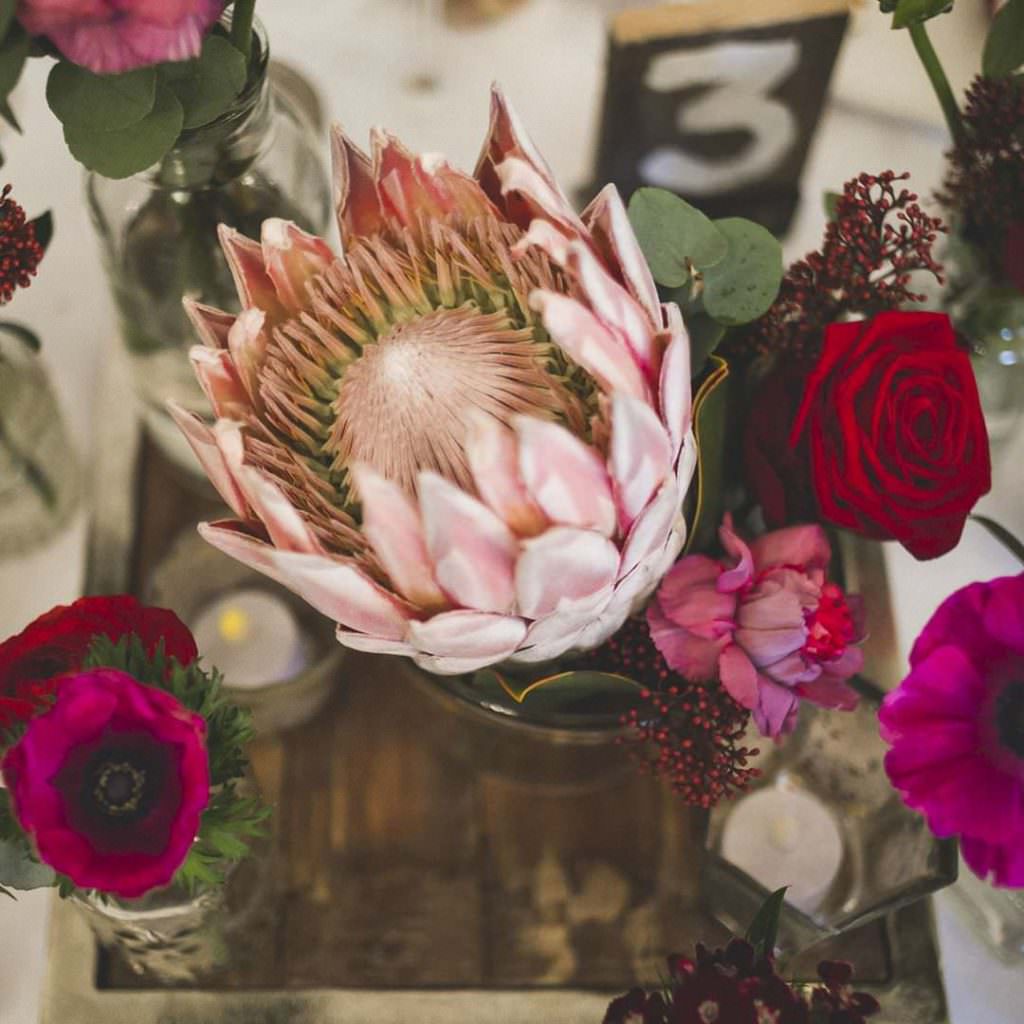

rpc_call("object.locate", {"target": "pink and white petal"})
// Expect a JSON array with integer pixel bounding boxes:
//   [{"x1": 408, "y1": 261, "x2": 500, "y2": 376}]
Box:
[
  {"x1": 167, "y1": 402, "x2": 249, "y2": 519},
  {"x1": 352, "y1": 464, "x2": 449, "y2": 610},
  {"x1": 658, "y1": 316, "x2": 693, "y2": 455},
  {"x1": 413, "y1": 651, "x2": 518, "y2": 675},
  {"x1": 183, "y1": 299, "x2": 234, "y2": 350},
  {"x1": 749, "y1": 524, "x2": 832, "y2": 575},
  {"x1": 619, "y1": 477, "x2": 682, "y2": 578},
  {"x1": 495, "y1": 156, "x2": 584, "y2": 235},
  {"x1": 512, "y1": 218, "x2": 572, "y2": 267},
  {"x1": 515, "y1": 527, "x2": 619, "y2": 618},
  {"x1": 198, "y1": 522, "x2": 413, "y2": 639},
  {"x1": 531, "y1": 291, "x2": 650, "y2": 401},
  {"x1": 515, "y1": 416, "x2": 617, "y2": 536},
  {"x1": 719, "y1": 643, "x2": 760, "y2": 710},
  {"x1": 372, "y1": 130, "x2": 449, "y2": 228},
  {"x1": 408, "y1": 610, "x2": 527, "y2": 661},
  {"x1": 572, "y1": 599, "x2": 634, "y2": 653},
  {"x1": 227, "y1": 308, "x2": 269, "y2": 406},
  {"x1": 330, "y1": 123, "x2": 386, "y2": 242},
  {"x1": 466, "y1": 412, "x2": 547, "y2": 537},
  {"x1": 611, "y1": 393, "x2": 673, "y2": 531},
  {"x1": 475, "y1": 84, "x2": 559, "y2": 191},
  {"x1": 417, "y1": 471, "x2": 518, "y2": 613},
  {"x1": 419, "y1": 151, "x2": 502, "y2": 222},
  {"x1": 566, "y1": 240, "x2": 660, "y2": 379},
  {"x1": 718, "y1": 515, "x2": 755, "y2": 592},
  {"x1": 217, "y1": 225, "x2": 285, "y2": 321},
  {"x1": 582, "y1": 184, "x2": 661, "y2": 326},
  {"x1": 260, "y1": 219, "x2": 335, "y2": 312},
  {"x1": 335, "y1": 630, "x2": 418, "y2": 657},
  {"x1": 190, "y1": 345, "x2": 249, "y2": 420},
  {"x1": 509, "y1": 612, "x2": 589, "y2": 665}
]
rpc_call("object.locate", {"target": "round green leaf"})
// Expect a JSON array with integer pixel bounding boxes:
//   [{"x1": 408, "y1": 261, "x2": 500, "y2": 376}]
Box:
[
  {"x1": 0, "y1": 23, "x2": 28, "y2": 101},
  {"x1": 47, "y1": 62, "x2": 156, "y2": 134},
  {"x1": 64, "y1": 81, "x2": 183, "y2": 179},
  {"x1": 627, "y1": 187, "x2": 728, "y2": 288},
  {"x1": 983, "y1": 0, "x2": 1024, "y2": 78},
  {"x1": 702, "y1": 218, "x2": 783, "y2": 327},
  {"x1": 164, "y1": 35, "x2": 248, "y2": 130}
]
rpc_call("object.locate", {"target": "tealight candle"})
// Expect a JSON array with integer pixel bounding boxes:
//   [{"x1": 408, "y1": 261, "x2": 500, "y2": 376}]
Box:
[
  {"x1": 190, "y1": 589, "x2": 311, "y2": 690},
  {"x1": 719, "y1": 787, "x2": 844, "y2": 915}
]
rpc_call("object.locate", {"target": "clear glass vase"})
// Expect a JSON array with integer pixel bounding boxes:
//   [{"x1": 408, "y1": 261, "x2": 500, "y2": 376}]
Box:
[{"x1": 86, "y1": 17, "x2": 331, "y2": 473}]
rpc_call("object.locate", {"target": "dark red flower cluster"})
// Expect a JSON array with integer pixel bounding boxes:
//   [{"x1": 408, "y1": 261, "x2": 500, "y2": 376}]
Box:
[
  {"x1": 938, "y1": 74, "x2": 1024, "y2": 291},
  {"x1": 573, "y1": 616, "x2": 760, "y2": 808},
  {"x1": 604, "y1": 940, "x2": 881, "y2": 1024},
  {"x1": 0, "y1": 185, "x2": 45, "y2": 305},
  {"x1": 728, "y1": 171, "x2": 944, "y2": 362}
]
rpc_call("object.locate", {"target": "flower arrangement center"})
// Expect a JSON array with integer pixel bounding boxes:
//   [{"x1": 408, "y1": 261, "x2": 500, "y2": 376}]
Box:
[{"x1": 91, "y1": 758, "x2": 150, "y2": 818}]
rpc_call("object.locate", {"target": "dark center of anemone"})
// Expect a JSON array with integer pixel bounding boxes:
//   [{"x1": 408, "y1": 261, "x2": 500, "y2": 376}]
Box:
[
  {"x1": 93, "y1": 761, "x2": 147, "y2": 816},
  {"x1": 995, "y1": 679, "x2": 1024, "y2": 760}
]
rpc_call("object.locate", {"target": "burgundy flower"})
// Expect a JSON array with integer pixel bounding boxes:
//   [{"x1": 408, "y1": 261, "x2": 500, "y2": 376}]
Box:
[
  {"x1": 0, "y1": 595, "x2": 198, "y2": 732},
  {"x1": 1, "y1": 668, "x2": 210, "y2": 898},
  {"x1": 880, "y1": 573, "x2": 1024, "y2": 886}
]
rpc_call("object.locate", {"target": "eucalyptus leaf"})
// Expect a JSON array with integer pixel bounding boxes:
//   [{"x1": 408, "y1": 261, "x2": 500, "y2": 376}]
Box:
[
  {"x1": 628, "y1": 187, "x2": 728, "y2": 288},
  {"x1": 687, "y1": 312, "x2": 726, "y2": 377},
  {"x1": 47, "y1": 62, "x2": 157, "y2": 134},
  {"x1": 745, "y1": 887, "x2": 789, "y2": 961},
  {"x1": 0, "y1": 23, "x2": 28, "y2": 101},
  {"x1": 983, "y1": 0, "x2": 1024, "y2": 78},
  {"x1": 683, "y1": 356, "x2": 730, "y2": 554},
  {"x1": 64, "y1": 81, "x2": 183, "y2": 179},
  {"x1": 0, "y1": 0, "x2": 14, "y2": 44},
  {"x1": 163, "y1": 35, "x2": 247, "y2": 130},
  {"x1": 0, "y1": 839, "x2": 56, "y2": 892},
  {"x1": 702, "y1": 219, "x2": 783, "y2": 327}
]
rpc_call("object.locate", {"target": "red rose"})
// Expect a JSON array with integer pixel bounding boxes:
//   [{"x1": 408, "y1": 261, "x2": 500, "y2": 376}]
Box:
[
  {"x1": 789, "y1": 311, "x2": 991, "y2": 560},
  {"x1": 0, "y1": 596, "x2": 197, "y2": 732}
]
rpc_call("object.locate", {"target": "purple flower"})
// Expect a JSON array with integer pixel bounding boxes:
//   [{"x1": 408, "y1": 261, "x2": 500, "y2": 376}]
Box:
[
  {"x1": 18, "y1": 0, "x2": 225, "y2": 75},
  {"x1": 880, "y1": 573, "x2": 1024, "y2": 887},
  {"x1": 1, "y1": 668, "x2": 210, "y2": 898}
]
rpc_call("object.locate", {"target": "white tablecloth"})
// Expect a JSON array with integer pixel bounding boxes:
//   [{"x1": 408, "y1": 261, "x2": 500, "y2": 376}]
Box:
[{"x1": 1, "y1": 2, "x2": 1022, "y2": 1021}]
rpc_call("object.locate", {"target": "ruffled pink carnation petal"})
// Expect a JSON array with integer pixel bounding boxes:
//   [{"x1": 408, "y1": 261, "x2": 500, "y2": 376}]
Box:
[
  {"x1": 647, "y1": 599, "x2": 725, "y2": 681},
  {"x1": 719, "y1": 643, "x2": 759, "y2": 710}
]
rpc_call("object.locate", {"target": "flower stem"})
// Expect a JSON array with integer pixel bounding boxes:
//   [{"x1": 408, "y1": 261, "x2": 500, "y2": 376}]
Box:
[
  {"x1": 231, "y1": 0, "x2": 257, "y2": 62},
  {"x1": 907, "y1": 21, "x2": 964, "y2": 146}
]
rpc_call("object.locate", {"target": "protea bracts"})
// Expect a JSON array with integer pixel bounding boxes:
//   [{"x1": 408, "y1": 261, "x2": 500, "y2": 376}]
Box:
[{"x1": 171, "y1": 87, "x2": 697, "y2": 675}]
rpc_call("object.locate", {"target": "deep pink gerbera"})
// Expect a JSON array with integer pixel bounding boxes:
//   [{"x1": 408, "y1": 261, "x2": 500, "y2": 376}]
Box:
[
  {"x1": 18, "y1": 0, "x2": 225, "y2": 75},
  {"x1": 880, "y1": 573, "x2": 1024, "y2": 887},
  {"x1": 1, "y1": 668, "x2": 210, "y2": 898}
]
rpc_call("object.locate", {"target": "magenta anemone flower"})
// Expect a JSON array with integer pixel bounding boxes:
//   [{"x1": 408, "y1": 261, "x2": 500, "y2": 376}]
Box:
[
  {"x1": 17, "y1": 0, "x2": 225, "y2": 75},
  {"x1": 880, "y1": 573, "x2": 1024, "y2": 887},
  {"x1": 171, "y1": 87, "x2": 697, "y2": 675},
  {"x1": 647, "y1": 515, "x2": 863, "y2": 738},
  {"x1": 1, "y1": 668, "x2": 210, "y2": 898}
]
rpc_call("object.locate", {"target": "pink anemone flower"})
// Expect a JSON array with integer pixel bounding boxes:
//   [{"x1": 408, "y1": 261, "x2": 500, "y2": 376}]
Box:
[
  {"x1": 171, "y1": 87, "x2": 697, "y2": 675},
  {"x1": 880, "y1": 573, "x2": 1024, "y2": 887},
  {"x1": 647, "y1": 516, "x2": 863, "y2": 737}
]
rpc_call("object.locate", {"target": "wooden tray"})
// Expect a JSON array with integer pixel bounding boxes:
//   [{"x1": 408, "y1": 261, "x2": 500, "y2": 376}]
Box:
[{"x1": 40, "y1": 347, "x2": 950, "y2": 1022}]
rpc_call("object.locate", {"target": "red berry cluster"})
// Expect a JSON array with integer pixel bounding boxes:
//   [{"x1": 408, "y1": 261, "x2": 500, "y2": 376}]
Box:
[
  {"x1": 573, "y1": 616, "x2": 760, "y2": 808},
  {"x1": 728, "y1": 171, "x2": 944, "y2": 362},
  {"x1": 0, "y1": 185, "x2": 44, "y2": 305}
]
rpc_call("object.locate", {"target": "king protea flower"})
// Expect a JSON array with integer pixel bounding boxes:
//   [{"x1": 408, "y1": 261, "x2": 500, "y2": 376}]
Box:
[{"x1": 171, "y1": 88, "x2": 697, "y2": 675}]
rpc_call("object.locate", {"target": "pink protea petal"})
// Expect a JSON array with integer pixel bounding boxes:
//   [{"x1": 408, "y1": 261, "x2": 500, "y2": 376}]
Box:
[
  {"x1": 515, "y1": 416, "x2": 617, "y2": 536},
  {"x1": 514, "y1": 526, "x2": 619, "y2": 618},
  {"x1": 466, "y1": 412, "x2": 547, "y2": 537},
  {"x1": 417, "y1": 471, "x2": 518, "y2": 614},
  {"x1": 197, "y1": 522, "x2": 414, "y2": 639},
  {"x1": 530, "y1": 291, "x2": 650, "y2": 402},
  {"x1": 749, "y1": 524, "x2": 832, "y2": 575},
  {"x1": 512, "y1": 218, "x2": 571, "y2": 266},
  {"x1": 335, "y1": 630, "x2": 417, "y2": 656},
  {"x1": 582, "y1": 184, "x2": 661, "y2": 327},
  {"x1": 619, "y1": 477, "x2": 684, "y2": 578},
  {"x1": 227, "y1": 308, "x2": 269, "y2": 407},
  {"x1": 495, "y1": 156, "x2": 585, "y2": 236},
  {"x1": 407, "y1": 610, "x2": 527, "y2": 661},
  {"x1": 419, "y1": 151, "x2": 502, "y2": 222},
  {"x1": 183, "y1": 299, "x2": 233, "y2": 351},
  {"x1": 352, "y1": 464, "x2": 449, "y2": 611},
  {"x1": 658, "y1": 318, "x2": 693, "y2": 456},
  {"x1": 610, "y1": 393, "x2": 673, "y2": 531},
  {"x1": 189, "y1": 346, "x2": 249, "y2": 420},
  {"x1": 719, "y1": 644, "x2": 760, "y2": 710},
  {"x1": 217, "y1": 225, "x2": 286, "y2": 321},
  {"x1": 260, "y1": 219, "x2": 335, "y2": 312},
  {"x1": 330, "y1": 124, "x2": 386, "y2": 242},
  {"x1": 166, "y1": 402, "x2": 249, "y2": 519}
]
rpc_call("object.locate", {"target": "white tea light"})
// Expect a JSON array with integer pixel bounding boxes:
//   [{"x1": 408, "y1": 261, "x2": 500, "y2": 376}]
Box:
[
  {"x1": 720, "y1": 787, "x2": 844, "y2": 915},
  {"x1": 191, "y1": 589, "x2": 310, "y2": 690}
]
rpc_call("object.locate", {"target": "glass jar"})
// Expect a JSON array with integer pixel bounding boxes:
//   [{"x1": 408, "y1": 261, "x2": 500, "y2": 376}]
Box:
[{"x1": 86, "y1": 17, "x2": 331, "y2": 473}]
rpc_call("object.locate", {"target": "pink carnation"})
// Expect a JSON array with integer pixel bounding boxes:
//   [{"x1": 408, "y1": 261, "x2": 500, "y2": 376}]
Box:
[
  {"x1": 1, "y1": 668, "x2": 210, "y2": 898},
  {"x1": 18, "y1": 0, "x2": 225, "y2": 75},
  {"x1": 880, "y1": 574, "x2": 1024, "y2": 887},
  {"x1": 647, "y1": 516, "x2": 863, "y2": 738}
]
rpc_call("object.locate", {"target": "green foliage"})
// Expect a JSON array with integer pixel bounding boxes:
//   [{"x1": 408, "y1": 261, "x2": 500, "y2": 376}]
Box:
[
  {"x1": 683, "y1": 357, "x2": 730, "y2": 555},
  {"x1": 46, "y1": 64, "x2": 157, "y2": 133},
  {"x1": 0, "y1": 792, "x2": 57, "y2": 897},
  {"x1": 29, "y1": 211, "x2": 53, "y2": 253},
  {"x1": 970, "y1": 515, "x2": 1024, "y2": 566},
  {"x1": 684, "y1": 312, "x2": 726, "y2": 377},
  {"x1": 0, "y1": 22, "x2": 28, "y2": 103},
  {"x1": 701, "y1": 218, "x2": 784, "y2": 327},
  {"x1": 823, "y1": 190, "x2": 841, "y2": 222},
  {"x1": 983, "y1": 0, "x2": 1024, "y2": 78},
  {"x1": 880, "y1": 0, "x2": 954, "y2": 27},
  {"x1": 628, "y1": 188, "x2": 727, "y2": 288},
  {"x1": 164, "y1": 35, "x2": 247, "y2": 130},
  {"x1": 0, "y1": 0, "x2": 14, "y2": 41},
  {"x1": 745, "y1": 886, "x2": 789, "y2": 961},
  {"x1": 0, "y1": 320, "x2": 43, "y2": 354}
]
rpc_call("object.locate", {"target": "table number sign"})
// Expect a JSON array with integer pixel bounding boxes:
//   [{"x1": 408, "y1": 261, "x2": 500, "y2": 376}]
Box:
[{"x1": 590, "y1": 0, "x2": 851, "y2": 236}]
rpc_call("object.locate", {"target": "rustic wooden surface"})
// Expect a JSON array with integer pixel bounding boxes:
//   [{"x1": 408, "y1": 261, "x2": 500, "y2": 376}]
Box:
[{"x1": 101, "y1": 435, "x2": 889, "y2": 991}]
